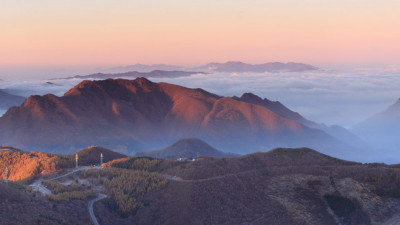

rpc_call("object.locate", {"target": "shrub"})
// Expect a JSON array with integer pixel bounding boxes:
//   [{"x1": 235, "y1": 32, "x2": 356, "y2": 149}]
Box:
[
  {"x1": 102, "y1": 168, "x2": 168, "y2": 215},
  {"x1": 43, "y1": 180, "x2": 85, "y2": 194},
  {"x1": 111, "y1": 157, "x2": 162, "y2": 172},
  {"x1": 48, "y1": 190, "x2": 96, "y2": 202},
  {"x1": 364, "y1": 169, "x2": 400, "y2": 198}
]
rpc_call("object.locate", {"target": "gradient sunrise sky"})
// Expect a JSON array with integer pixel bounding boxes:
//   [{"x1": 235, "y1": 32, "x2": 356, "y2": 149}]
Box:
[{"x1": 1, "y1": 0, "x2": 399, "y2": 66}]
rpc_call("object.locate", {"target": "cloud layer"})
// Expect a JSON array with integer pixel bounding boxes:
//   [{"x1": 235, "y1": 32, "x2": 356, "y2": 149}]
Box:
[{"x1": 1, "y1": 66, "x2": 400, "y2": 128}]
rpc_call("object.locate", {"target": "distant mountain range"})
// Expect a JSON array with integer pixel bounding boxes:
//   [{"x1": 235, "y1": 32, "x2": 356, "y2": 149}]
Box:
[
  {"x1": 136, "y1": 138, "x2": 237, "y2": 159},
  {"x1": 0, "y1": 89, "x2": 25, "y2": 111},
  {"x1": 353, "y1": 98, "x2": 400, "y2": 161},
  {"x1": 63, "y1": 70, "x2": 205, "y2": 80},
  {"x1": 194, "y1": 61, "x2": 318, "y2": 73},
  {"x1": 59, "y1": 61, "x2": 317, "y2": 80},
  {"x1": 104, "y1": 61, "x2": 318, "y2": 74},
  {"x1": 0, "y1": 77, "x2": 366, "y2": 161},
  {"x1": 104, "y1": 63, "x2": 182, "y2": 73}
]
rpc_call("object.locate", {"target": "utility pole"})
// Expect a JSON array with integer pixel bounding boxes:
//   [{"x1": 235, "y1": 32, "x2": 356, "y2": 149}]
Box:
[
  {"x1": 76, "y1": 153, "x2": 79, "y2": 169},
  {"x1": 4, "y1": 167, "x2": 8, "y2": 183}
]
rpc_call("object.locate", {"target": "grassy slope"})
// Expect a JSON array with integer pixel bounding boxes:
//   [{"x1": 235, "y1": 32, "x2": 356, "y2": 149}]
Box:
[
  {"x1": 0, "y1": 146, "x2": 127, "y2": 182},
  {"x1": 98, "y1": 147, "x2": 400, "y2": 225}
]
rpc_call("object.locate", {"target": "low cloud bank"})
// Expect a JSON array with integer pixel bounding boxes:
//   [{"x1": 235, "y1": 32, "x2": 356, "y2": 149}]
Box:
[{"x1": 1, "y1": 65, "x2": 400, "y2": 128}]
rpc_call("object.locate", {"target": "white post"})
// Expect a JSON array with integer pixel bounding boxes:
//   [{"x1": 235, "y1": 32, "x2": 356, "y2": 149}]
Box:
[
  {"x1": 4, "y1": 167, "x2": 8, "y2": 183},
  {"x1": 76, "y1": 153, "x2": 79, "y2": 169}
]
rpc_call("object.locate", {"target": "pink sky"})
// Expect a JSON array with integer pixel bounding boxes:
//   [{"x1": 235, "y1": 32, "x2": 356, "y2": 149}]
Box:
[{"x1": 1, "y1": 0, "x2": 399, "y2": 66}]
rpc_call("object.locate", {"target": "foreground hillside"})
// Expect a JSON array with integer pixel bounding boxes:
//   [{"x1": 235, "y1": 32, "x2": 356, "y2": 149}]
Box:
[
  {"x1": 96, "y1": 148, "x2": 400, "y2": 225},
  {"x1": 0, "y1": 150, "x2": 62, "y2": 181},
  {"x1": 125, "y1": 149, "x2": 400, "y2": 225},
  {"x1": 0, "y1": 182, "x2": 92, "y2": 225},
  {"x1": 2, "y1": 147, "x2": 400, "y2": 224},
  {"x1": 0, "y1": 78, "x2": 358, "y2": 160}
]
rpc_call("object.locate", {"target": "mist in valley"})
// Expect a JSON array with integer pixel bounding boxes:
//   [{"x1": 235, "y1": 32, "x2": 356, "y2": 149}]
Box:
[{"x1": 1, "y1": 64, "x2": 400, "y2": 163}]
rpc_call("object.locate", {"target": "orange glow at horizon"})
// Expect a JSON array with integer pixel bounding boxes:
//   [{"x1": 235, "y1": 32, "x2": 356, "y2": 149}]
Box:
[{"x1": 1, "y1": 0, "x2": 399, "y2": 66}]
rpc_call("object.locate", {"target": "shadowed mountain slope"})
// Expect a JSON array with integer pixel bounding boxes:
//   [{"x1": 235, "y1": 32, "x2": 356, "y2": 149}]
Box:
[
  {"x1": 0, "y1": 78, "x2": 356, "y2": 160},
  {"x1": 353, "y1": 98, "x2": 400, "y2": 161},
  {"x1": 0, "y1": 89, "x2": 25, "y2": 110},
  {"x1": 235, "y1": 92, "x2": 369, "y2": 150}
]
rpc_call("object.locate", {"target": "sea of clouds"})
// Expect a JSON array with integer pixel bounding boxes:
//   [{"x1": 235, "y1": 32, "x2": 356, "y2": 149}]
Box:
[
  {"x1": 152, "y1": 66, "x2": 400, "y2": 128},
  {"x1": 1, "y1": 65, "x2": 400, "y2": 128}
]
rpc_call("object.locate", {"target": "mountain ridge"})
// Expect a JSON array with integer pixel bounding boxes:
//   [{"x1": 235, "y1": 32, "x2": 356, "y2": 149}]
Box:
[
  {"x1": 352, "y1": 98, "x2": 400, "y2": 161},
  {"x1": 61, "y1": 70, "x2": 205, "y2": 80},
  {"x1": 235, "y1": 92, "x2": 369, "y2": 150},
  {"x1": 0, "y1": 77, "x2": 356, "y2": 160}
]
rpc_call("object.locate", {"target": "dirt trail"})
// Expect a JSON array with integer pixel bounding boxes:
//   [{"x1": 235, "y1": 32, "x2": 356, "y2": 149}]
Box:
[
  {"x1": 88, "y1": 193, "x2": 107, "y2": 225},
  {"x1": 29, "y1": 166, "x2": 90, "y2": 195},
  {"x1": 163, "y1": 169, "x2": 257, "y2": 182}
]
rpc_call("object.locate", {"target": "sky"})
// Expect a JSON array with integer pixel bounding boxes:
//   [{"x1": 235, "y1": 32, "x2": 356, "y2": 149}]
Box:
[
  {"x1": 1, "y1": 0, "x2": 400, "y2": 66},
  {"x1": 1, "y1": 0, "x2": 400, "y2": 128}
]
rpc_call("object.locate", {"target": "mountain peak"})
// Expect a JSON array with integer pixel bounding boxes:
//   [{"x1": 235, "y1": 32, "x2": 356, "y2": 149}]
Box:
[
  {"x1": 240, "y1": 92, "x2": 269, "y2": 103},
  {"x1": 136, "y1": 138, "x2": 234, "y2": 159},
  {"x1": 224, "y1": 61, "x2": 246, "y2": 65},
  {"x1": 0, "y1": 78, "x2": 348, "y2": 157},
  {"x1": 133, "y1": 77, "x2": 154, "y2": 87},
  {"x1": 381, "y1": 98, "x2": 400, "y2": 114},
  {"x1": 64, "y1": 77, "x2": 157, "y2": 97}
]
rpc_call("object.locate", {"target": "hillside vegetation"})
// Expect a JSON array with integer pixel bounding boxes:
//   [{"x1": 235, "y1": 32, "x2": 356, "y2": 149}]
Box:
[
  {"x1": 3, "y1": 146, "x2": 400, "y2": 225},
  {"x1": 95, "y1": 147, "x2": 400, "y2": 225},
  {"x1": 0, "y1": 146, "x2": 126, "y2": 182},
  {"x1": 80, "y1": 167, "x2": 167, "y2": 216},
  {"x1": 0, "y1": 182, "x2": 92, "y2": 225},
  {"x1": 0, "y1": 151, "x2": 63, "y2": 181}
]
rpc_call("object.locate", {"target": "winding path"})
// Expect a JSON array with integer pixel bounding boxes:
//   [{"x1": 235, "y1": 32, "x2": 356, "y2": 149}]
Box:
[
  {"x1": 29, "y1": 166, "x2": 107, "y2": 225},
  {"x1": 162, "y1": 169, "x2": 257, "y2": 183},
  {"x1": 30, "y1": 179, "x2": 51, "y2": 195},
  {"x1": 29, "y1": 167, "x2": 90, "y2": 195},
  {"x1": 88, "y1": 193, "x2": 107, "y2": 225}
]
